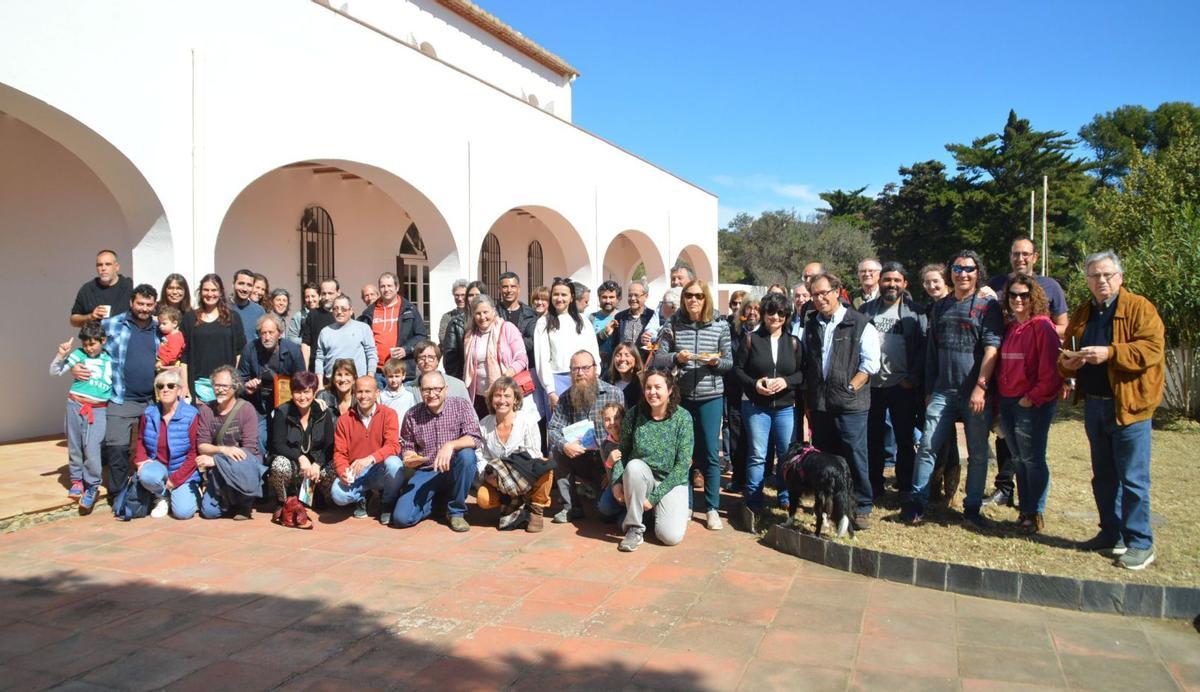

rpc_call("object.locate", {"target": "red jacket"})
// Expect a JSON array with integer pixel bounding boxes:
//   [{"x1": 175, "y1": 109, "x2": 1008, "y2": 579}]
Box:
[
  {"x1": 332, "y1": 404, "x2": 401, "y2": 478},
  {"x1": 998, "y1": 314, "x2": 1062, "y2": 405}
]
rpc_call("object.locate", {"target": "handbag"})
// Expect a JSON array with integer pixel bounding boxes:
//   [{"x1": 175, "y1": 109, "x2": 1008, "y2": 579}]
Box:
[
  {"x1": 193, "y1": 377, "x2": 216, "y2": 403},
  {"x1": 112, "y1": 472, "x2": 154, "y2": 521},
  {"x1": 513, "y1": 369, "x2": 536, "y2": 397}
]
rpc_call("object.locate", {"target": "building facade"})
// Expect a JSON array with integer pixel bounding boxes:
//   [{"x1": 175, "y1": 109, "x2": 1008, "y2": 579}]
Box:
[{"x1": 0, "y1": 0, "x2": 717, "y2": 441}]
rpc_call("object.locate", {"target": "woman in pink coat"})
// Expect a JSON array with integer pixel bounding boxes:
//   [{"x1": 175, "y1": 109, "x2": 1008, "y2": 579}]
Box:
[{"x1": 463, "y1": 295, "x2": 533, "y2": 420}]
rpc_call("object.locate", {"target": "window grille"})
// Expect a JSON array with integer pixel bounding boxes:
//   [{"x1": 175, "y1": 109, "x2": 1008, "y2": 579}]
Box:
[{"x1": 299, "y1": 205, "x2": 335, "y2": 286}]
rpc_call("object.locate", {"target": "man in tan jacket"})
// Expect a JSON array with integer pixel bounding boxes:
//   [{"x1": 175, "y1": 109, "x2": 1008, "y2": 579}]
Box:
[{"x1": 1059, "y1": 251, "x2": 1164, "y2": 571}]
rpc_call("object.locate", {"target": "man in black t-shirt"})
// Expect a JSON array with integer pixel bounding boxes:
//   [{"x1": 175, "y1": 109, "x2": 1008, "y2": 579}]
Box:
[
  {"x1": 300, "y1": 278, "x2": 340, "y2": 370},
  {"x1": 71, "y1": 249, "x2": 133, "y2": 328}
]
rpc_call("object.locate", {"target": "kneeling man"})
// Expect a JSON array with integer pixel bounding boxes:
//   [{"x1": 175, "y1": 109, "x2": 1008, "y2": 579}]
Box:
[
  {"x1": 331, "y1": 376, "x2": 404, "y2": 523},
  {"x1": 394, "y1": 371, "x2": 481, "y2": 531}
]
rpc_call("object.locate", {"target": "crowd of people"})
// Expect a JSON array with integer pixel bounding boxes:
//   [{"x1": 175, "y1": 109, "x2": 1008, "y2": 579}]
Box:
[{"x1": 54, "y1": 241, "x2": 1165, "y2": 567}]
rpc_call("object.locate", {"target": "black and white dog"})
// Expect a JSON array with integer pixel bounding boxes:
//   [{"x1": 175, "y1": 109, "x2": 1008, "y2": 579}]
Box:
[{"x1": 778, "y1": 442, "x2": 856, "y2": 538}]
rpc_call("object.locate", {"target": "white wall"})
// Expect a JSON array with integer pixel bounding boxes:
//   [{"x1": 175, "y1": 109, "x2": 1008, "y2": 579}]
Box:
[
  {"x1": 338, "y1": 0, "x2": 573, "y2": 120},
  {"x1": 0, "y1": 115, "x2": 131, "y2": 442}
]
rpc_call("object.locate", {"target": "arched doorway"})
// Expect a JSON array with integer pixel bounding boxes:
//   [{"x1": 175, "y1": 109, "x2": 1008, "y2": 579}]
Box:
[
  {"x1": 214, "y1": 159, "x2": 458, "y2": 329},
  {"x1": 677, "y1": 244, "x2": 716, "y2": 287},
  {"x1": 526, "y1": 240, "x2": 544, "y2": 301},
  {"x1": 602, "y1": 229, "x2": 669, "y2": 304},
  {"x1": 480, "y1": 205, "x2": 592, "y2": 302}
]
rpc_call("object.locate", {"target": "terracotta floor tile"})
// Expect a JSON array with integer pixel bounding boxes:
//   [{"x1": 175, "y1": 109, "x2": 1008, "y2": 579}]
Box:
[
  {"x1": 851, "y1": 669, "x2": 960, "y2": 691},
  {"x1": 756, "y1": 628, "x2": 859, "y2": 668},
  {"x1": 0, "y1": 620, "x2": 73, "y2": 658},
  {"x1": 856, "y1": 634, "x2": 959, "y2": 677},
  {"x1": 1143, "y1": 622, "x2": 1200, "y2": 667},
  {"x1": 0, "y1": 663, "x2": 67, "y2": 692},
  {"x1": 601, "y1": 584, "x2": 698, "y2": 616},
  {"x1": 160, "y1": 617, "x2": 277, "y2": 656},
  {"x1": 504, "y1": 598, "x2": 595, "y2": 636},
  {"x1": 660, "y1": 618, "x2": 766, "y2": 659},
  {"x1": 1049, "y1": 621, "x2": 1157, "y2": 660},
  {"x1": 772, "y1": 599, "x2": 865, "y2": 633},
  {"x1": 408, "y1": 655, "x2": 521, "y2": 692},
  {"x1": 956, "y1": 615, "x2": 1053, "y2": 651},
  {"x1": 958, "y1": 644, "x2": 1067, "y2": 686},
  {"x1": 632, "y1": 649, "x2": 746, "y2": 691},
  {"x1": 230, "y1": 629, "x2": 346, "y2": 669},
  {"x1": 708, "y1": 568, "x2": 794, "y2": 600},
  {"x1": 450, "y1": 624, "x2": 563, "y2": 665},
  {"x1": 413, "y1": 590, "x2": 518, "y2": 625},
  {"x1": 1167, "y1": 662, "x2": 1200, "y2": 691},
  {"x1": 82, "y1": 647, "x2": 214, "y2": 691},
  {"x1": 630, "y1": 563, "x2": 713, "y2": 592},
  {"x1": 168, "y1": 660, "x2": 293, "y2": 692},
  {"x1": 14, "y1": 631, "x2": 136, "y2": 678},
  {"x1": 786, "y1": 575, "x2": 873, "y2": 607},
  {"x1": 459, "y1": 572, "x2": 544, "y2": 598},
  {"x1": 687, "y1": 590, "x2": 779, "y2": 626},
  {"x1": 579, "y1": 607, "x2": 680, "y2": 646},
  {"x1": 525, "y1": 576, "x2": 615, "y2": 608},
  {"x1": 870, "y1": 580, "x2": 957, "y2": 614},
  {"x1": 738, "y1": 660, "x2": 848, "y2": 691},
  {"x1": 1058, "y1": 653, "x2": 1180, "y2": 690},
  {"x1": 863, "y1": 607, "x2": 958, "y2": 644}
]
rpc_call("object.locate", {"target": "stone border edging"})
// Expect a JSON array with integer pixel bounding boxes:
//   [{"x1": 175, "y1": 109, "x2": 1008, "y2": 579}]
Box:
[{"x1": 764, "y1": 525, "x2": 1200, "y2": 620}]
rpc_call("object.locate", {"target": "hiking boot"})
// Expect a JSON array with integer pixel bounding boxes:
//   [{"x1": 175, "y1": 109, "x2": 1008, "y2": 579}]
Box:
[
  {"x1": 1115, "y1": 546, "x2": 1155, "y2": 570},
  {"x1": 526, "y1": 506, "x2": 545, "y2": 533},
  {"x1": 705, "y1": 509, "x2": 723, "y2": 531},
  {"x1": 618, "y1": 528, "x2": 644, "y2": 552},
  {"x1": 150, "y1": 497, "x2": 169, "y2": 519},
  {"x1": 449, "y1": 515, "x2": 470, "y2": 533},
  {"x1": 68, "y1": 480, "x2": 83, "y2": 499},
  {"x1": 852, "y1": 513, "x2": 871, "y2": 531},
  {"x1": 1077, "y1": 532, "x2": 1126, "y2": 556},
  {"x1": 353, "y1": 498, "x2": 368, "y2": 519},
  {"x1": 78, "y1": 485, "x2": 100, "y2": 514}
]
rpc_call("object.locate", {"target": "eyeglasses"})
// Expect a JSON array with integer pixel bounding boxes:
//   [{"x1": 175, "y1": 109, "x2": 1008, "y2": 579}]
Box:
[
  {"x1": 419, "y1": 386, "x2": 446, "y2": 395},
  {"x1": 812, "y1": 288, "x2": 839, "y2": 298},
  {"x1": 570, "y1": 365, "x2": 595, "y2": 373},
  {"x1": 951, "y1": 265, "x2": 978, "y2": 274},
  {"x1": 683, "y1": 292, "x2": 705, "y2": 300},
  {"x1": 1087, "y1": 272, "x2": 1120, "y2": 282},
  {"x1": 1011, "y1": 251, "x2": 1035, "y2": 258},
  {"x1": 1007, "y1": 291, "x2": 1031, "y2": 301},
  {"x1": 332, "y1": 306, "x2": 351, "y2": 312},
  {"x1": 212, "y1": 383, "x2": 234, "y2": 391},
  {"x1": 416, "y1": 354, "x2": 438, "y2": 362},
  {"x1": 155, "y1": 383, "x2": 178, "y2": 391}
]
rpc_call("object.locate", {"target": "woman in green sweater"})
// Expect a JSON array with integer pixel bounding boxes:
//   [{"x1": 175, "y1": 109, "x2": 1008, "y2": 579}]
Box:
[{"x1": 610, "y1": 368, "x2": 694, "y2": 552}]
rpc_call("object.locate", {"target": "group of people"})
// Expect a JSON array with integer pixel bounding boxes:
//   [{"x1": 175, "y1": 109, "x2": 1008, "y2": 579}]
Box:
[{"x1": 54, "y1": 240, "x2": 1164, "y2": 566}]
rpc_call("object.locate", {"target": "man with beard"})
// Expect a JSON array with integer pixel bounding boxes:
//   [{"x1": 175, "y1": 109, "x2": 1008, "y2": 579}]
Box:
[
  {"x1": 196, "y1": 365, "x2": 265, "y2": 520},
  {"x1": 860, "y1": 262, "x2": 926, "y2": 501},
  {"x1": 230, "y1": 269, "x2": 266, "y2": 345},
  {"x1": 300, "y1": 278, "x2": 340, "y2": 371},
  {"x1": 590, "y1": 280, "x2": 622, "y2": 371},
  {"x1": 548, "y1": 350, "x2": 624, "y2": 524},
  {"x1": 496, "y1": 271, "x2": 538, "y2": 358},
  {"x1": 364, "y1": 272, "x2": 427, "y2": 385}
]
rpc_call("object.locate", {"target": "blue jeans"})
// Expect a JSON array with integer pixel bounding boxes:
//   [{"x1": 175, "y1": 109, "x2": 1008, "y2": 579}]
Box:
[
  {"x1": 682, "y1": 397, "x2": 724, "y2": 512},
  {"x1": 809, "y1": 409, "x2": 872, "y2": 514},
  {"x1": 1084, "y1": 398, "x2": 1153, "y2": 550},
  {"x1": 598, "y1": 485, "x2": 624, "y2": 523},
  {"x1": 137, "y1": 460, "x2": 199, "y2": 519},
  {"x1": 330, "y1": 455, "x2": 405, "y2": 508},
  {"x1": 256, "y1": 411, "x2": 269, "y2": 461},
  {"x1": 998, "y1": 397, "x2": 1056, "y2": 514},
  {"x1": 911, "y1": 389, "x2": 992, "y2": 513},
  {"x1": 742, "y1": 402, "x2": 794, "y2": 512},
  {"x1": 392, "y1": 449, "x2": 476, "y2": 527}
]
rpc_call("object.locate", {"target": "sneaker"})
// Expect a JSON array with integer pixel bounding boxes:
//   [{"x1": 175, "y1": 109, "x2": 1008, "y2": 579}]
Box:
[
  {"x1": 78, "y1": 485, "x2": 100, "y2": 514},
  {"x1": 1115, "y1": 546, "x2": 1155, "y2": 571},
  {"x1": 150, "y1": 497, "x2": 169, "y2": 519},
  {"x1": 1077, "y1": 532, "x2": 1126, "y2": 556},
  {"x1": 618, "y1": 528, "x2": 644, "y2": 552},
  {"x1": 553, "y1": 507, "x2": 584, "y2": 524},
  {"x1": 852, "y1": 513, "x2": 871, "y2": 531},
  {"x1": 963, "y1": 510, "x2": 991, "y2": 530},
  {"x1": 982, "y1": 488, "x2": 1014, "y2": 508},
  {"x1": 68, "y1": 480, "x2": 83, "y2": 499},
  {"x1": 705, "y1": 509, "x2": 723, "y2": 531},
  {"x1": 379, "y1": 510, "x2": 392, "y2": 526},
  {"x1": 449, "y1": 515, "x2": 470, "y2": 533},
  {"x1": 353, "y1": 499, "x2": 368, "y2": 519}
]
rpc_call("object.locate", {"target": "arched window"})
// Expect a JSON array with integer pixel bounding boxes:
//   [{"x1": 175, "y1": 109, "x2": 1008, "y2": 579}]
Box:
[
  {"x1": 478, "y1": 232, "x2": 502, "y2": 298},
  {"x1": 527, "y1": 240, "x2": 544, "y2": 301},
  {"x1": 299, "y1": 205, "x2": 335, "y2": 286},
  {"x1": 395, "y1": 223, "x2": 430, "y2": 332}
]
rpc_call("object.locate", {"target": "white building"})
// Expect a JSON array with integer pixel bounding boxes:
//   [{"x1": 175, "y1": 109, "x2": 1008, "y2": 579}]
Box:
[{"x1": 0, "y1": 0, "x2": 718, "y2": 442}]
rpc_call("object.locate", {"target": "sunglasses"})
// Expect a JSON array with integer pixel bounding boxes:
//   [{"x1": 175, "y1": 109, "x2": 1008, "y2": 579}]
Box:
[
  {"x1": 951, "y1": 265, "x2": 978, "y2": 274},
  {"x1": 683, "y1": 292, "x2": 705, "y2": 300},
  {"x1": 155, "y1": 383, "x2": 178, "y2": 391},
  {"x1": 1007, "y1": 291, "x2": 1031, "y2": 301}
]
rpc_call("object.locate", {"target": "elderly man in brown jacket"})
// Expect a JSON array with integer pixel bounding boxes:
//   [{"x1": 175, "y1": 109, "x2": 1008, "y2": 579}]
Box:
[{"x1": 1059, "y1": 250, "x2": 1164, "y2": 571}]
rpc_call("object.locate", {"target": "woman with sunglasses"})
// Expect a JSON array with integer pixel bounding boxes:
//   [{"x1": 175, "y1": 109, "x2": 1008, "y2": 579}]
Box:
[
  {"x1": 130, "y1": 369, "x2": 203, "y2": 519},
  {"x1": 653, "y1": 278, "x2": 732, "y2": 531},
  {"x1": 996, "y1": 274, "x2": 1062, "y2": 534},
  {"x1": 732, "y1": 291, "x2": 803, "y2": 532}
]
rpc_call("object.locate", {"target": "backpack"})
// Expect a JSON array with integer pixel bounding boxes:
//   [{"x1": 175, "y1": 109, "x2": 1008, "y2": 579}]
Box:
[{"x1": 111, "y1": 472, "x2": 154, "y2": 521}]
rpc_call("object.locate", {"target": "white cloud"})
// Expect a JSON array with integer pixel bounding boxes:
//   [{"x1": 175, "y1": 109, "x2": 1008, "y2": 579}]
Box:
[{"x1": 710, "y1": 173, "x2": 821, "y2": 202}]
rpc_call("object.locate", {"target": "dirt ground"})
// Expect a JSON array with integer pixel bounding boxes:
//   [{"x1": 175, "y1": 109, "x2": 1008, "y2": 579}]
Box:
[{"x1": 763, "y1": 406, "x2": 1198, "y2": 587}]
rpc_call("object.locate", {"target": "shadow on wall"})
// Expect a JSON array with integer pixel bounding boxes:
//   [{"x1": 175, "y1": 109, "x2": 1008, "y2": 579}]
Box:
[{"x1": 0, "y1": 570, "x2": 709, "y2": 689}]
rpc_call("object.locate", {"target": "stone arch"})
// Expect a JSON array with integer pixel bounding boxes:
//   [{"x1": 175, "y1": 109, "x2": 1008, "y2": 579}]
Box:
[
  {"x1": 0, "y1": 82, "x2": 173, "y2": 441},
  {"x1": 602, "y1": 229, "x2": 669, "y2": 303},
  {"x1": 480, "y1": 205, "x2": 592, "y2": 296},
  {"x1": 213, "y1": 158, "x2": 459, "y2": 328},
  {"x1": 677, "y1": 243, "x2": 716, "y2": 287}
]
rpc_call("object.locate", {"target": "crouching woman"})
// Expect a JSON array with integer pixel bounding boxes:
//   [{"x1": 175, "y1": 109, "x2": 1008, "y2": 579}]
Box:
[
  {"x1": 610, "y1": 368, "x2": 694, "y2": 552},
  {"x1": 268, "y1": 370, "x2": 336, "y2": 526},
  {"x1": 132, "y1": 369, "x2": 202, "y2": 519}
]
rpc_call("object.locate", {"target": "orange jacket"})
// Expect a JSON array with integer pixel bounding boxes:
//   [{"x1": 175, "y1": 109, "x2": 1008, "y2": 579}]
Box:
[{"x1": 1058, "y1": 289, "x2": 1165, "y2": 425}]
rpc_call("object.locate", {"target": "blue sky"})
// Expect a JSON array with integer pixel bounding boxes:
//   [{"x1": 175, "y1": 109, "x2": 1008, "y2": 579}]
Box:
[{"x1": 483, "y1": 0, "x2": 1200, "y2": 227}]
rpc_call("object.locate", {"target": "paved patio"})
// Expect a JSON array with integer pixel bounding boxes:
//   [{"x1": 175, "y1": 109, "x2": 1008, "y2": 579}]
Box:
[{"x1": 0, "y1": 438, "x2": 1197, "y2": 690}]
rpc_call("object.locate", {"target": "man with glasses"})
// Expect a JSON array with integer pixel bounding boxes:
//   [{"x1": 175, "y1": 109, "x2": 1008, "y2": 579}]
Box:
[
  {"x1": 802, "y1": 272, "x2": 881, "y2": 529},
  {"x1": 905, "y1": 250, "x2": 1003, "y2": 528},
  {"x1": 394, "y1": 371, "x2": 481, "y2": 531},
  {"x1": 330, "y1": 376, "x2": 405, "y2": 524},
  {"x1": 548, "y1": 350, "x2": 625, "y2": 524},
  {"x1": 982, "y1": 237, "x2": 1070, "y2": 508},
  {"x1": 315, "y1": 295, "x2": 377, "y2": 389},
  {"x1": 300, "y1": 278, "x2": 341, "y2": 370},
  {"x1": 1060, "y1": 251, "x2": 1164, "y2": 570},
  {"x1": 96, "y1": 284, "x2": 161, "y2": 495},
  {"x1": 614, "y1": 279, "x2": 656, "y2": 362},
  {"x1": 403, "y1": 340, "x2": 473, "y2": 409},
  {"x1": 853, "y1": 259, "x2": 882, "y2": 310}
]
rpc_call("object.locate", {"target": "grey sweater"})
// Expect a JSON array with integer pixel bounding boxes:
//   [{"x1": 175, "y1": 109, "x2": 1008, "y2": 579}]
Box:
[{"x1": 315, "y1": 319, "x2": 378, "y2": 377}]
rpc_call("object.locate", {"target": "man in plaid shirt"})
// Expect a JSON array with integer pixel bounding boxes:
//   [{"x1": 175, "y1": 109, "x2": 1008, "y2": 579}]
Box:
[
  {"x1": 549, "y1": 350, "x2": 625, "y2": 524},
  {"x1": 394, "y1": 371, "x2": 481, "y2": 531}
]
